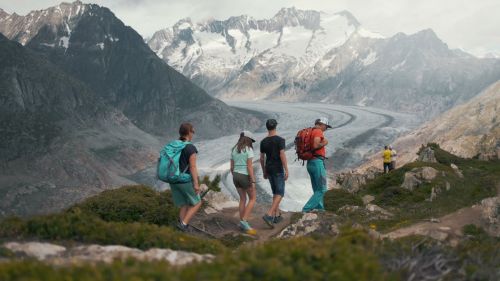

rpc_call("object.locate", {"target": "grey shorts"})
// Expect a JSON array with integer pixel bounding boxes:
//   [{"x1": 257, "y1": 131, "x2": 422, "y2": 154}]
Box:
[{"x1": 233, "y1": 172, "x2": 251, "y2": 188}]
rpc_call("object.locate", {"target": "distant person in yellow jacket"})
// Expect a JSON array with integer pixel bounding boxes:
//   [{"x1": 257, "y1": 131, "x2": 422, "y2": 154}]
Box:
[{"x1": 383, "y1": 146, "x2": 392, "y2": 173}]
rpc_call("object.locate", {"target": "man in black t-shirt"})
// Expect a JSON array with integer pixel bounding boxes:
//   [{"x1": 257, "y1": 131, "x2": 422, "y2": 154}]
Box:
[{"x1": 260, "y1": 119, "x2": 289, "y2": 228}]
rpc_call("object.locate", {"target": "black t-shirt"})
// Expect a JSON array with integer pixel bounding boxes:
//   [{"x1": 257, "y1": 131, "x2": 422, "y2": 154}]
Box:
[
  {"x1": 260, "y1": 135, "x2": 286, "y2": 175},
  {"x1": 179, "y1": 143, "x2": 197, "y2": 174}
]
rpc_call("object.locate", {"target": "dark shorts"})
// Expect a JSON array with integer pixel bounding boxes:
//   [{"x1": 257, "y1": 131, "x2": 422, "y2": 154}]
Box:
[
  {"x1": 233, "y1": 172, "x2": 251, "y2": 188},
  {"x1": 384, "y1": 162, "x2": 391, "y2": 172},
  {"x1": 169, "y1": 181, "x2": 201, "y2": 207},
  {"x1": 268, "y1": 173, "x2": 285, "y2": 197}
]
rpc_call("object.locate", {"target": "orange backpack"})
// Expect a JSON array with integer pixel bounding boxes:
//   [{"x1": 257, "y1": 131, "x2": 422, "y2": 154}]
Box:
[{"x1": 294, "y1": 127, "x2": 320, "y2": 162}]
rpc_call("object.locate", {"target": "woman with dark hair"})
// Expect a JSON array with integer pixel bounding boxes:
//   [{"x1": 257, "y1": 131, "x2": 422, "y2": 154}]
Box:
[
  {"x1": 171, "y1": 122, "x2": 202, "y2": 232},
  {"x1": 230, "y1": 130, "x2": 257, "y2": 235}
]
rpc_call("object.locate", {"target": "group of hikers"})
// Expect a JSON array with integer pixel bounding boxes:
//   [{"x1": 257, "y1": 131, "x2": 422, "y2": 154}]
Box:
[
  {"x1": 158, "y1": 117, "x2": 332, "y2": 235},
  {"x1": 382, "y1": 145, "x2": 397, "y2": 173}
]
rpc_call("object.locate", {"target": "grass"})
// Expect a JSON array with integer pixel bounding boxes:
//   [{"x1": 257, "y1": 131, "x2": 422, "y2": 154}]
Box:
[
  {"x1": 327, "y1": 145, "x2": 499, "y2": 232},
  {"x1": 0, "y1": 228, "x2": 398, "y2": 281},
  {"x1": 0, "y1": 183, "x2": 226, "y2": 255},
  {"x1": 324, "y1": 189, "x2": 363, "y2": 212}
]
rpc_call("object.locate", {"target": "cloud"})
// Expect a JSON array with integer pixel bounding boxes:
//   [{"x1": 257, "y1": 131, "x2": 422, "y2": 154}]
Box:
[{"x1": 1, "y1": 0, "x2": 498, "y2": 56}]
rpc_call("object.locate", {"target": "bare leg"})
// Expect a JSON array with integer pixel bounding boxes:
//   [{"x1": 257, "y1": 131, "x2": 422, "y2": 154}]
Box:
[
  {"x1": 179, "y1": 206, "x2": 188, "y2": 222},
  {"x1": 267, "y1": 195, "x2": 283, "y2": 216},
  {"x1": 243, "y1": 186, "x2": 256, "y2": 221},
  {"x1": 236, "y1": 187, "x2": 247, "y2": 220},
  {"x1": 182, "y1": 201, "x2": 202, "y2": 225}
]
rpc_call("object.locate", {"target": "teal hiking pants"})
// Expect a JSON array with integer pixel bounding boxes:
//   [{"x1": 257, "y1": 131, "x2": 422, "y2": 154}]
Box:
[{"x1": 302, "y1": 158, "x2": 327, "y2": 212}]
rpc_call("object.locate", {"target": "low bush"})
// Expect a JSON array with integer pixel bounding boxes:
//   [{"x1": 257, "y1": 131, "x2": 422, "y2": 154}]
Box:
[
  {"x1": 324, "y1": 189, "x2": 363, "y2": 212},
  {"x1": 73, "y1": 185, "x2": 178, "y2": 226},
  {"x1": 0, "y1": 228, "x2": 398, "y2": 281}
]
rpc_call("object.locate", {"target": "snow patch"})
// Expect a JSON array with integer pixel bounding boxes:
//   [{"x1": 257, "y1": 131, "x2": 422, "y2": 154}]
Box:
[
  {"x1": 177, "y1": 22, "x2": 191, "y2": 30},
  {"x1": 96, "y1": 42, "x2": 104, "y2": 50},
  {"x1": 392, "y1": 59, "x2": 407, "y2": 70},
  {"x1": 361, "y1": 50, "x2": 377, "y2": 66},
  {"x1": 357, "y1": 28, "x2": 384, "y2": 39},
  {"x1": 40, "y1": 43, "x2": 55, "y2": 48},
  {"x1": 59, "y1": 36, "x2": 69, "y2": 48}
]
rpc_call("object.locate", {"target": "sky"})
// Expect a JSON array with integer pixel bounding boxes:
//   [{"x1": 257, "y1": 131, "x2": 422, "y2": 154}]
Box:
[{"x1": 1, "y1": 0, "x2": 499, "y2": 57}]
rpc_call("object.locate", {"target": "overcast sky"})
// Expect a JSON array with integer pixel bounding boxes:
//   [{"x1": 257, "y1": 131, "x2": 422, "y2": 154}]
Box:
[{"x1": 1, "y1": 0, "x2": 499, "y2": 56}]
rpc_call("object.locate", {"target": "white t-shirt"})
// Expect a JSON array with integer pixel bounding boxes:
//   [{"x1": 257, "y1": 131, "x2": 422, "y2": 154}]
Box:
[
  {"x1": 391, "y1": 149, "x2": 397, "y2": 161},
  {"x1": 231, "y1": 147, "x2": 254, "y2": 175}
]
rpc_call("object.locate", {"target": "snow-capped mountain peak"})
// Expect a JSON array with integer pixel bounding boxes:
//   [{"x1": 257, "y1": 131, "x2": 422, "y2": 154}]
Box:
[
  {"x1": 0, "y1": 0, "x2": 88, "y2": 46},
  {"x1": 148, "y1": 7, "x2": 369, "y2": 99}
]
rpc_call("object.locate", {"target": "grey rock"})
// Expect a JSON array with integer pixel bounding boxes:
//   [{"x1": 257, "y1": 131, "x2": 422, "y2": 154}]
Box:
[
  {"x1": 336, "y1": 172, "x2": 367, "y2": 193},
  {"x1": 4, "y1": 242, "x2": 66, "y2": 260},
  {"x1": 401, "y1": 167, "x2": 438, "y2": 191},
  {"x1": 278, "y1": 213, "x2": 319, "y2": 238},
  {"x1": 366, "y1": 204, "x2": 394, "y2": 217},
  {"x1": 418, "y1": 147, "x2": 437, "y2": 163},
  {"x1": 3, "y1": 242, "x2": 214, "y2": 266},
  {"x1": 362, "y1": 195, "x2": 375, "y2": 205},
  {"x1": 450, "y1": 164, "x2": 464, "y2": 178},
  {"x1": 401, "y1": 173, "x2": 422, "y2": 191}
]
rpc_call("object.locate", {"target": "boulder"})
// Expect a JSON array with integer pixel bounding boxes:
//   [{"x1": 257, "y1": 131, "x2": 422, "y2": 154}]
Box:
[
  {"x1": 450, "y1": 163, "x2": 464, "y2": 178},
  {"x1": 480, "y1": 197, "x2": 499, "y2": 225},
  {"x1": 2, "y1": 242, "x2": 214, "y2": 266},
  {"x1": 366, "y1": 204, "x2": 394, "y2": 217},
  {"x1": 401, "y1": 167, "x2": 438, "y2": 190},
  {"x1": 362, "y1": 195, "x2": 375, "y2": 205},
  {"x1": 4, "y1": 242, "x2": 66, "y2": 260},
  {"x1": 418, "y1": 147, "x2": 437, "y2": 163},
  {"x1": 401, "y1": 173, "x2": 422, "y2": 191},
  {"x1": 278, "y1": 213, "x2": 320, "y2": 238},
  {"x1": 336, "y1": 172, "x2": 367, "y2": 193}
]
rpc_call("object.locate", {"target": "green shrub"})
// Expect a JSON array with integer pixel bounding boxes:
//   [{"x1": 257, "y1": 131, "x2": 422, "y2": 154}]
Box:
[
  {"x1": 0, "y1": 208, "x2": 224, "y2": 254},
  {"x1": 73, "y1": 185, "x2": 178, "y2": 226},
  {"x1": 324, "y1": 189, "x2": 363, "y2": 212},
  {"x1": 0, "y1": 229, "x2": 398, "y2": 281}
]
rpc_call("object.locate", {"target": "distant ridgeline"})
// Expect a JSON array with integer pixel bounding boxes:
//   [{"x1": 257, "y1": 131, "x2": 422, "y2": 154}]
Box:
[{"x1": 0, "y1": 1, "x2": 260, "y2": 218}]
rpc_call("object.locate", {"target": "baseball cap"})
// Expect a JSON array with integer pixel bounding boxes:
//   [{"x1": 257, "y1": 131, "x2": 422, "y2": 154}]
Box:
[
  {"x1": 241, "y1": 130, "x2": 256, "y2": 142},
  {"x1": 265, "y1": 119, "x2": 278, "y2": 130},
  {"x1": 315, "y1": 117, "x2": 332, "y2": 129}
]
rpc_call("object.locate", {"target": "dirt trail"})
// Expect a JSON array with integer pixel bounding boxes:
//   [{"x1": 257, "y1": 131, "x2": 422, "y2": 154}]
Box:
[
  {"x1": 190, "y1": 204, "x2": 293, "y2": 242},
  {"x1": 383, "y1": 205, "x2": 485, "y2": 241}
]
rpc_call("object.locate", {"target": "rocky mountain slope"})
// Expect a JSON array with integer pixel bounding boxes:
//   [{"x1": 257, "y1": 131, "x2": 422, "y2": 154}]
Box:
[
  {"x1": 0, "y1": 1, "x2": 261, "y2": 217},
  {"x1": 0, "y1": 33, "x2": 162, "y2": 217},
  {"x1": 0, "y1": 1, "x2": 260, "y2": 138},
  {"x1": 356, "y1": 80, "x2": 500, "y2": 172},
  {"x1": 149, "y1": 7, "x2": 500, "y2": 118}
]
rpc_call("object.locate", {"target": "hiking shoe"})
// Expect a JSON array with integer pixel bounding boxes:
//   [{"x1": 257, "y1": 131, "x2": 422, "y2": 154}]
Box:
[
  {"x1": 262, "y1": 215, "x2": 275, "y2": 228},
  {"x1": 273, "y1": 215, "x2": 284, "y2": 224},
  {"x1": 239, "y1": 220, "x2": 257, "y2": 236},
  {"x1": 176, "y1": 219, "x2": 189, "y2": 232}
]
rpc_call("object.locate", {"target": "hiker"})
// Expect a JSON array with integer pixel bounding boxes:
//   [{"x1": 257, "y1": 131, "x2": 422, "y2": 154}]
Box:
[
  {"x1": 383, "y1": 145, "x2": 392, "y2": 173},
  {"x1": 230, "y1": 131, "x2": 257, "y2": 235},
  {"x1": 389, "y1": 145, "x2": 397, "y2": 170},
  {"x1": 260, "y1": 119, "x2": 288, "y2": 227},
  {"x1": 302, "y1": 117, "x2": 331, "y2": 213},
  {"x1": 170, "y1": 122, "x2": 202, "y2": 232}
]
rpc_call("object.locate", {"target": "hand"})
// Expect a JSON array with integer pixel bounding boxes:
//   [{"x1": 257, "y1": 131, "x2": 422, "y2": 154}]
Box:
[
  {"x1": 194, "y1": 184, "x2": 201, "y2": 194},
  {"x1": 284, "y1": 171, "x2": 289, "y2": 181},
  {"x1": 321, "y1": 139, "x2": 329, "y2": 146}
]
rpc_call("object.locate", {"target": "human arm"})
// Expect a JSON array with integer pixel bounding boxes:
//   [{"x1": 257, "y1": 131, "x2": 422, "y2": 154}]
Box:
[
  {"x1": 230, "y1": 159, "x2": 234, "y2": 174},
  {"x1": 189, "y1": 153, "x2": 200, "y2": 194},
  {"x1": 260, "y1": 153, "x2": 267, "y2": 179},
  {"x1": 247, "y1": 157, "x2": 256, "y2": 184},
  {"x1": 279, "y1": 149, "x2": 289, "y2": 181}
]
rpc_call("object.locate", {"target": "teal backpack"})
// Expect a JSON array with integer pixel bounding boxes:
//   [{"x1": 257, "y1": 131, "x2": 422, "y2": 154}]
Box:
[{"x1": 157, "y1": 140, "x2": 192, "y2": 184}]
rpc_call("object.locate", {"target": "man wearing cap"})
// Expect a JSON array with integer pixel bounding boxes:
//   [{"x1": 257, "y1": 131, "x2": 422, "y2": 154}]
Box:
[
  {"x1": 302, "y1": 117, "x2": 331, "y2": 213},
  {"x1": 260, "y1": 119, "x2": 289, "y2": 227}
]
